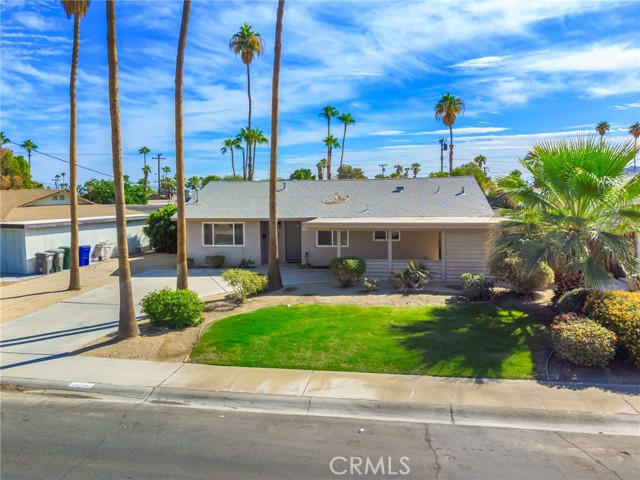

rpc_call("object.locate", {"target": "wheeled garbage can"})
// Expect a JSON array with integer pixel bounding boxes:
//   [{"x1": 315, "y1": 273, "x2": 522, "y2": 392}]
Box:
[
  {"x1": 59, "y1": 246, "x2": 71, "y2": 270},
  {"x1": 35, "y1": 252, "x2": 54, "y2": 275},
  {"x1": 79, "y1": 245, "x2": 91, "y2": 266},
  {"x1": 46, "y1": 248, "x2": 65, "y2": 272}
]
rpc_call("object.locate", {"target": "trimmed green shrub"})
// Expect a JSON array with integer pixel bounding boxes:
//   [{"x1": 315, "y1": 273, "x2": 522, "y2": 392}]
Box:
[
  {"x1": 491, "y1": 258, "x2": 554, "y2": 294},
  {"x1": 330, "y1": 256, "x2": 366, "y2": 287},
  {"x1": 205, "y1": 255, "x2": 225, "y2": 268},
  {"x1": 238, "y1": 258, "x2": 255, "y2": 268},
  {"x1": 555, "y1": 288, "x2": 592, "y2": 314},
  {"x1": 584, "y1": 291, "x2": 640, "y2": 365},
  {"x1": 390, "y1": 261, "x2": 432, "y2": 294},
  {"x1": 140, "y1": 288, "x2": 205, "y2": 329},
  {"x1": 221, "y1": 269, "x2": 268, "y2": 303},
  {"x1": 143, "y1": 204, "x2": 177, "y2": 253},
  {"x1": 363, "y1": 277, "x2": 380, "y2": 292},
  {"x1": 460, "y1": 273, "x2": 494, "y2": 301},
  {"x1": 551, "y1": 315, "x2": 617, "y2": 367}
]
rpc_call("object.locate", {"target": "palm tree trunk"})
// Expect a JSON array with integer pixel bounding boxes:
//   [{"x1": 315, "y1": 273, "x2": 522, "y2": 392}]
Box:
[
  {"x1": 106, "y1": 0, "x2": 138, "y2": 339},
  {"x1": 68, "y1": 14, "x2": 81, "y2": 291},
  {"x1": 448, "y1": 125, "x2": 454, "y2": 174},
  {"x1": 268, "y1": 0, "x2": 285, "y2": 291},
  {"x1": 252, "y1": 140, "x2": 257, "y2": 180},
  {"x1": 327, "y1": 147, "x2": 332, "y2": 180},
  {"x1": 230, "y1": 147, "x2": 236, "y2": 178},
  {"x1": 339, "y1": 123, "x2": 347, "y2": 171},
  {"x1": 175, "y1": 0, "x2": 190, "y2": 291},
  {"x1": 246, "y1": 63, "x2": 252, "y2": 181}
]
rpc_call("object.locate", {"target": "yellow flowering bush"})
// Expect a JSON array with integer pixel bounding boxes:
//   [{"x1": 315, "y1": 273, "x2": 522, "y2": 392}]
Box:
[{"x1": 583, "y1": 291, "x2": 640, "y2": 365}]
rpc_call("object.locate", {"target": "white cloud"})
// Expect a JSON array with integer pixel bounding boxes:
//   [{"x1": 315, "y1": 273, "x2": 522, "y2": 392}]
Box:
[
  {"x1": 611, "y1": 102, "x2": 640, "y2": 111},
  {"x1": 367, "y1": 130, "x2": 405, "y2": 136}
]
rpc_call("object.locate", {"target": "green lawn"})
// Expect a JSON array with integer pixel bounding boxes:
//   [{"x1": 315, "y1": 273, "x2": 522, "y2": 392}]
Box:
[{"x1": 191, "y1": 304, "x2": 545, "y2": 379}]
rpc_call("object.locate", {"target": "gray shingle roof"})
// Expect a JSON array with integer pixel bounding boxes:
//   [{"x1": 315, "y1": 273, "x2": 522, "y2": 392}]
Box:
[{"x1": 185, "y1": 177, "x2": 494, "y2": 220}]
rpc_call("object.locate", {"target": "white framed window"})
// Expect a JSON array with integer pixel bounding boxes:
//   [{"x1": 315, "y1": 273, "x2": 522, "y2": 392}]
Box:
[
  {"x1": 316, "y1": 230, "x2": 349, "y2": 247},
  {"x1": 203, "y1": 222, "x2": 245, "y2": 246},
  {"x1": 373, "y1": 230, "x2": 400, "y2": 242}
]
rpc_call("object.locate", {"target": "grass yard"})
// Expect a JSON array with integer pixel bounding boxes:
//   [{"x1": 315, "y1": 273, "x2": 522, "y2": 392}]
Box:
[{"x1": 191, "y1": 304, "x2": 545, "y2": 379}]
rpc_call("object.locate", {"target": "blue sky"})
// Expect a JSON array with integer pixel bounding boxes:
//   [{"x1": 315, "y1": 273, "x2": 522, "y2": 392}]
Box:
[{"x1": 1, "y1": 0, "x2": 639, "y2": 189}]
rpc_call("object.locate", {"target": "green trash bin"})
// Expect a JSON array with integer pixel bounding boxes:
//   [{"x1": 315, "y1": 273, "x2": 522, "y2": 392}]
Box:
[{"x1": 59, "y1": 246, "x2": 71, "y2": 270}]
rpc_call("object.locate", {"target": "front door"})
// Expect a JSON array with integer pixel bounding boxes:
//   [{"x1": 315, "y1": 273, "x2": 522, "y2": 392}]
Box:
[{"x1": 285, "y1": 221, "x2": 302, "y2": 263}]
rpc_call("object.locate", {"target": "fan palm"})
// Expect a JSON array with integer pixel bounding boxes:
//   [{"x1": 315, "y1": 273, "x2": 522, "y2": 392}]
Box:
[
  {"x1": 629, "y1": 121, "x2": 640, "y2": 172},
  {"x1": 0, "y1": 132, "x2": 10, "y2": 145},
  {"x1": 488, "y1": 136, "x2": 640, "y2": 295},
  {"x1": 323, "y1": 135, "x2": 340, "y2": 180},
  {"x1": 411, "y1": 163, "x2": 421, "y2": 178},
  {"x1": 337, "y1": 112, "x2": 355, "y2": 171},
  {"x1": 142, "y1": 164, "x2": 152, "y2": 191},
  {"x1": 394, "y1": 164, "x2": 403, "y2": 176},
  {"x1": 236, "y1": 128, "x2": 249, "y2": 180},
  {"x1": 268, "y1": 0, "x2": 285, "y2": 291},
  {"x1": 221, "y1": 138, "x2": 241, "y2": 179},
  {"x1": 230, "y1": 24, "x2": 264, "y2": 183},
  {"x1": 20, "y1": 139, "x2": 38, "y2": 169},
  {"x1": 474, "y1": 154, "x2": 487, "y2": 169},
  {"x1": 138, "y1": 146, "x2": 150, "y2": 168},
  {"x1": 106, "y1": 0, "x2": 138, "y2": 338},
  {"x1": 250, "y1": 128, "x2": 268, "y2": 180},
  {"x1": 434, "y1": 93, "x2": 464, "y2": 174},
  {"x1": 596, "y1": 121, "x2": 610, "y2": 142},
  {"x1": 316, "y1": 158, "x2": 327, "y2": 180}
]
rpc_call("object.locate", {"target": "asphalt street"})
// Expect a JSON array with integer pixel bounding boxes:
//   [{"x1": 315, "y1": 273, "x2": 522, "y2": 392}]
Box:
[{"x1": 1, "y1": 391, "x2": 638, "y2": 480}]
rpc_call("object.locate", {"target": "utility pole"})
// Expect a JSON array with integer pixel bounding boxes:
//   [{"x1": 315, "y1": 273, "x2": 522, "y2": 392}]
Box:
[
  {"x1": 379, "y1": 164, "x2": 387, "y2": 177},
  {"x1": 438, "y1": 138, "x2": 447, "y2": 173},
  {"x1": 154, "y1": 153, "x2": 165, "y2": 194}
]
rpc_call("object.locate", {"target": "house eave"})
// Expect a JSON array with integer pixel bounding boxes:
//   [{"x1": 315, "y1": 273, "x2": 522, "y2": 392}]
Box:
[{"x1": 302, "y1": 216, "x2": 500, "y2": 231}]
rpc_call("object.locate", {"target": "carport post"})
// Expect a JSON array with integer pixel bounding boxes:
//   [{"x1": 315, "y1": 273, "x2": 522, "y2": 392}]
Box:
[
  {"x1": 387, "y1": 230, "x2": 393, "y2": 273},
  {"x1": 336, "y1": 231, "x2": 342, "y2": 257}
]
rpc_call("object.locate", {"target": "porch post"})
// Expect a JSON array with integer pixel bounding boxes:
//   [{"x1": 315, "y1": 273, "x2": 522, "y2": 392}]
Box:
[
  {"x1": 440, "y1": 230, "x2": 446, "y2": 281},
  {"x1": 387, "y1": 230, "x2": 393, "y2": 273},
  {"x1": 336, "y1": 231, "x2": 342, "y2": 257}
]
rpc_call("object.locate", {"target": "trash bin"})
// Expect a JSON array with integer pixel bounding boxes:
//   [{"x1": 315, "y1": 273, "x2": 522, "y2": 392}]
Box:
[
  {"x1": 79, "y1": 245, "x2": 91, "y2": 267},
  {"x1": 59, "y1": 246, "x2": 71, "y2": 270},
  {"x1": 101, "y1": 241, "x2": 113, "y2": 260},
  {"x1": 46, "y1": 248, "x2": 65, "y2": 272},
  {"x1": 35, "y1": 252, "x2": 54, "y2": 275}
]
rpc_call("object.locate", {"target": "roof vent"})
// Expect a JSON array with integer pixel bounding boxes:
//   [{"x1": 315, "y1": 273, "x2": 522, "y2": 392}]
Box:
[
  {"x1": 434, "y1": 186, "x2": 440, "y2": 194},
  {"x1": 394, "y1": 186, "x2": 404, "y2": 193},
  {"x1": 456, "y1": 186, "x2": 466, "y2": 196},
  {"x1": 283, "y1": 181, "x2": 287, "y2": 191}
]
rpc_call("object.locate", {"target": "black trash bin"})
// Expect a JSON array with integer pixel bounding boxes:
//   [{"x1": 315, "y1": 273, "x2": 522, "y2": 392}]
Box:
[
  {"x1": 35, "y1": 252, "x2": 54, "y2": 275},
  {"x1": 46, "y1": 248, "x2": 65, "y2": 272}
]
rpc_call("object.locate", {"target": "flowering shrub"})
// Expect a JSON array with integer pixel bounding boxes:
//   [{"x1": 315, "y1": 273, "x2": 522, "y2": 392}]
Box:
[
  {"x1": 551, "y1": 316, "x2": 617, "y2": 367},
  {"x1": 554, "y1": 288, "x2": 592, "y2": 314},
  {"x1": 583, "y1": 291, "x2": 640, "y2": 365}
]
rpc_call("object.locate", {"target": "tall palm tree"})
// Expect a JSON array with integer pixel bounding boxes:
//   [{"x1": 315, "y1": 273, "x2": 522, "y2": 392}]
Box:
[
  {"x1": 411, "y1": 162, "x2": 420, "y2": 178},
  {"x1": 0, "y1": 132, "x2": 10, "y2": 146},
  {"x1": 162, "y1": 165, "x2": 171, "y2": 197},
  {"x1": 20, "y1": 139, "x2": 38, "y2": 169},
  {"x1": 474, "y1": 154, "x2": 487, "y2": 169},
  {"x1": 138, "y1": 146, "x2": 150, "y2": 172},
  {"x1": 142, "y1": 164, "x2": 151, "y2": 191},
  {"x1": 337, "y1": 112, "x2": 355, "y2": 172},
  {"x1": 106, "y1": 0, "x2": 138, "y2": 339},
  {"x1": 629, "y1": 121, "x2": 640, "y2": 172},
  {"x1": 323, "y1": 135, "x2": 340, "y2": 179},
  {"x1": 60, "y1": 172, "x2": 66, "y2": 186},
  {"x1": 434, "y1": 93, "x2": 465, "y2": 174},
  {"x1": 175, "y1": 0, "x2": 191, "y2": 291},
  {"x1": 221, "y1": 138, "x2": 241, "y2": 179},
  {"x1": 319, "y1": 105, "x2": 339, "y2": 176},
  {"x1": 230, "y1": 24, "x2": 264, "y2": 184},
  {"x1": 488, "y1": 136, "x2": 640, "y2": 295},
  {"x1": 268, "y1": 0, "x2": 285, "y2": 291},
  {"x1": 54, "y1": 174, "x2": 61, "y2": 189},
  {"x1": 250, "y1": 128, "x2": 268, "y2": 180},
  {"x1": 236, "y1": 128, "x2": 249, "y2": 180},
  {"x1": 316, "y1": 158, "x2": 326, "y2": 180},
  {"x1": 596, "y1": 121, "x2": 610, "y2": 142}
]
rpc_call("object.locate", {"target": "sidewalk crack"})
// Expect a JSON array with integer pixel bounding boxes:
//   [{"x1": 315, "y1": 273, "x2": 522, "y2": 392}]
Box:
[
  {"x1": 617, "y1": 395, "x2": 640, "y2": 414},
  {"x1": 556, "y1": 432, "x2": 624, "y2": 480},
  {"x1": 449, "y1": 405, "x2": 456, "y2": 425},
  {"x1": 424, "y1": 424, "x2": 442, "y2": 480}
]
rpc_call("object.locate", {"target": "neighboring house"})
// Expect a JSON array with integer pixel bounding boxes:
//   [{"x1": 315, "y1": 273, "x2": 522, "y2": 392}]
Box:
[
  {"x1": 184, "y1": 177, "x2": 498, "y2": 282},
  {"x1": 0, "y1": 189, "x2": 149, "y2": 275}
]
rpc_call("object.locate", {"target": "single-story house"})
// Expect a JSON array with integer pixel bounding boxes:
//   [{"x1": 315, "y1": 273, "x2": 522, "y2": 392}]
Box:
[
  {"x1": 184, "y1": 177, "x2": 499, "y2": 282},
  {"x1": 0, "y1": 189, "x2": 149, "y2": 275}
]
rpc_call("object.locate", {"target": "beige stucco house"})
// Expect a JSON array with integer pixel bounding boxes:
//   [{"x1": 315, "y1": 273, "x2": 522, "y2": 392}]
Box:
[{"x1": 184, "y1": 177, "x2": 498, "y2": 282}]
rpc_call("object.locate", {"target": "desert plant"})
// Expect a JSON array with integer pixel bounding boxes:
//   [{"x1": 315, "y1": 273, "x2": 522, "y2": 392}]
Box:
[
  {"x1": 363, "y1": 277, "x2": 380, "y2": 292},
  {"x1": 490, "y1": 257, "x2": 554, "y2": 294},
  {"x1": 554, "y1": 288, "x2": 592, "y2": 314},
  {"x1": 221, "y1": 268, "x2": 268, "y2": 303},
  {"x1": 238, "y1": 258, "x2": 255, "y2": 268},
  {"x1": 551, "y1": 316, "x2": 617, "y2": 367},
  {"x1": 330, "y1": 256, "x2": 366, "y2": 287},
  {"x1": 205, "y1": 255, "x2": 225, "y2": 268},
  {"x1": 460, "y1": 273, "x2": 494, "y2": 301},
  {"x1": 390, "y1": 261, "x2": 431, "y2": 294},
  {"x1": 140, "y1": 288, "x2": 205, "y2": 329},
  {"x1": 584, "y1": 291, "x2": 640, "y2": 365}
]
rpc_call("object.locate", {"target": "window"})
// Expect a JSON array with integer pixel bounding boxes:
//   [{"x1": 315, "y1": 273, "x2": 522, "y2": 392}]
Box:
[
  {"x1": 373, "y1": 230, "x2": 400, "y2": 241},
  {"x1": 203, "y1": 223, "x2": 244, "y2": 246},
  {"x1": 316, "y1": 230, "x2": 348, "y2": 247}
]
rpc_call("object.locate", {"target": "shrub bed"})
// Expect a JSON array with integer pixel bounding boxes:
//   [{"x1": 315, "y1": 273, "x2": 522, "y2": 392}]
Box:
[
  {"x1": 554, "y1": 288, "x2": 592, "y2": 314},
  {"x1": 330, "y1": 256, "x2": 366, "y2": 287},
  {"x1": 551, "y1": 314, "x2": 617, "y2": 367},
  {"x1": 460, "y1": 273, "x2": 493, "y2": 301},
  {"x1": 221, "y1": 269, "x2": 268, "y2": 303},
  {"x1": 140, "y1": 288, "x2": 205, "y2": 329},
  {"x1": 491, "y1": 258, "x2": 554, "y2": 294},
  {"x1": 205, "y1": 255, "x2": 225, "y2": 268}
]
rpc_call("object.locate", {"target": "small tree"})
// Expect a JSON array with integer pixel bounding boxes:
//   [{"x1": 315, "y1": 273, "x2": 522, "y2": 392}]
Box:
[
  {"x1": 289, "y1": 168, "x2": 315, "y2": 180},
  {"x1": 143, "y1": 204, "x2": 178, "y2": 253}
]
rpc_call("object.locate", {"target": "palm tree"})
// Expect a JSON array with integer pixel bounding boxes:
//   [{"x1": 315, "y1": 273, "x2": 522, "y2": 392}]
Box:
[
  {"x1": 250, "y1": 128, "x2": 268, "y2": 180},
  {"x1": 63, "y1": 0, "x2": 90, "y2": 293},
  {"x1": 434, "y1": 93, "x2": 465, "y2": 174},
  {"x1": 488, "y1": 136, "x2": 640, "y2": 295},
  {"x1": 0, "y1": 132, "x2": 10, "y2": 146},
  {"x1": 53, "y1": 174, "x2": 61, "y2": 189},
  {"x1": 394, "y1": 164, "x2": 403, "y2": 176},
  {"x1": 236, "y1": 128, "x2": 249, "y2": 180},
  {"x1": 142, "y1": 164, "x2": 151, "y2": 191},
  {"x1": 268, "y1": 0, "x2": 285, "y2": 291},
  {"x1": 175, "y1": 0, "x2": 191, "y2": 291},
  {"x1": 186, "y1": 175, "x2": 201, "y2": 190},
  {"x1": 629, "y1": 121, "x2": 640, "y2": 172},
  {"x1": 316, "y1": 159, "x2": 326, "y2": 180},
  {"x1": 60, "y1": 172, "x2": 66, "y2": 186},
  {"x1": 20, "y1": 139, "x2": 38, "y2": 169},
  {"x1": 474, "y1": 154, "x2": 487, "y2": 169},
  {"x1": 230, "y1": 24, "x2": 264, "y2": 184},
  {"x1": 323, "y1": 135, "x2": 340, "y2": 179},
  {"x1": 319, "y1": 105, "x2": 339, "y2": 176},
  {"x1": 596, "y1": 121, "x2": 610, "y2": 142},
  {"x1": 106, "y1": 0, "x2": 138, "y2": 339},
  {"x1": 162, "y1": 165, "x2": 171, "y2": 197},
  {"x1": 221, "y1": 138, "x2": 241, "y2": 179},
  {"x1": 337, "y1": 112, "x2": 355, "y2": 172},
  {"x1": 411, "y1": 162, "x2": 420, "y2": 178}
]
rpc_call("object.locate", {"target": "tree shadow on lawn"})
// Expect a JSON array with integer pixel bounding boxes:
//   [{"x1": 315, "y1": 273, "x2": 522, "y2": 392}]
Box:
[{"x1": 390, "y1": 304, "x2": 545, "y2": 380}]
